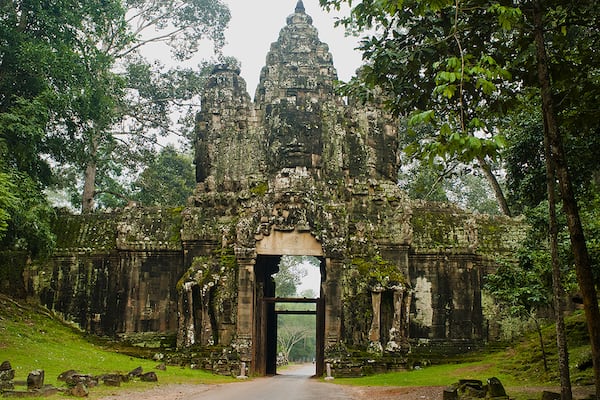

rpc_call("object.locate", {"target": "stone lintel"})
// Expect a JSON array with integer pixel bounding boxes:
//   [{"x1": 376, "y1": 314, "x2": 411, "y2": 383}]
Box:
[{"x1": 255, "y1": 228, "x2": 323, "y2": 256}]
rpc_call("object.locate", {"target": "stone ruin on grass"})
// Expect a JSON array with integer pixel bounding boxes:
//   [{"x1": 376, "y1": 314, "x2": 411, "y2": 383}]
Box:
[
  {"x1": 444, "y1": 377, "x2": 508, "y2": 400},
  {"x1": 0, "y1": 360, "x2": 159, "y2": 398}
]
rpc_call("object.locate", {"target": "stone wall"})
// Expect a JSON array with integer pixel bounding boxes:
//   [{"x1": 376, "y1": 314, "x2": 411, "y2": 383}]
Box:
[
  {"x1": 10, "y1": 1, "x2": 528, "y2": 377},
  {"x1": 24, "y1": 209, "x2": 185, "y2": 338}
]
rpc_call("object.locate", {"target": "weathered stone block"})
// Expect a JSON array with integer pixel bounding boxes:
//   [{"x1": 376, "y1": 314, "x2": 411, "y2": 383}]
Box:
[
  {"x1": 26, "y1": 370, "x2": 44, "y2": 390},
  {"x1": 69, "y1": 382, "x2": 89, "y2": 397},
  {"x1": 140, "y1": 372, "x2": 158, "y2": 382},
  {"x1": 487, "y1": 377, "x2": 508, "y2": 398}
]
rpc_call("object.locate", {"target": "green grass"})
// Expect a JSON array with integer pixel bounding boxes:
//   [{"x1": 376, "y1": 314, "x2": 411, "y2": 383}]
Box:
[
  {"x1": 331, "y1": 311, "x2": 594, "y2": 399},
  {"x1": 330, "y1": 356, "x2": 519, "y2": 387},
  {"x1": 0, "y1": 295, "x2": 234, "y2": 399}
]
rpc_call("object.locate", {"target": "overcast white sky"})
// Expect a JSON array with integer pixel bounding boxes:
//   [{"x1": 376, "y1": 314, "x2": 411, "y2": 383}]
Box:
[{"x1": 216, "y1": 0, "x2": 363, "y2": 97}]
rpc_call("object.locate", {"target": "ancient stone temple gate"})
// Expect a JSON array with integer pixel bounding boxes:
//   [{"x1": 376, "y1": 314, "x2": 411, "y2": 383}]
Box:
[{"x1": 23, "y1": 1, "x2": 524, "y2": 377}]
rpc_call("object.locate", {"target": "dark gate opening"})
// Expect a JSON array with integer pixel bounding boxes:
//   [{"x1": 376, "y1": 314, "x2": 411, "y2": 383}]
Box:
[
  {"x1": 262, "y1": 297, "x2": 325, "y2": 376},
  {"x1": 254, "y1": 255, "x2": 325, "y2": 377}
]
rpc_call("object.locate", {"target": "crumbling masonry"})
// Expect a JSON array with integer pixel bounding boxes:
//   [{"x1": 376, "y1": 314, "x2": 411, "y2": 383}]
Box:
[{"x1": 20, "y1": 1, "x2": 524, "y2": 377}]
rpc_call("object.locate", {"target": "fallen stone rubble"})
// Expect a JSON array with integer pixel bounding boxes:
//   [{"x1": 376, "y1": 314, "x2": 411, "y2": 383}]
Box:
[
  {"x1": 1, "y1": 360, "x2": 161, "y2": 398},
  {"x1": 443, "y1": 377, "x2": 508, "y2": 400}
]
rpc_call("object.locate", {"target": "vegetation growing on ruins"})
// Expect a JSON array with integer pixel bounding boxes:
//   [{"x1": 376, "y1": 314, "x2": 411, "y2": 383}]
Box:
[
  {"x1": 351, "y1": 256, "x2": 405, "y2": 289},
  {"x1": 320, "y1": 0, "x2": 600, "y2": 395}
]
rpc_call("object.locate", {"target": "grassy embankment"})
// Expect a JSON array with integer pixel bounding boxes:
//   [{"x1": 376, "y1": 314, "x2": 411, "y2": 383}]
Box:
[{"x1": 0, "y1": 295, "x2": 233, "y2": 399}]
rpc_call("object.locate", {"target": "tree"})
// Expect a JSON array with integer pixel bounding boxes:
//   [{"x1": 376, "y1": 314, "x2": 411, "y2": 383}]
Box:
[
  {"x1": 322, "y1": 0, "x2": 514, "y2": 215},
  {"x1": 274, "y1": 256, "x2": 310, "y2": 298},
  {"x1": 485, "y1": 203, "x2": 575, "y2": 377},
  {"x1": 319, "y1": 0, "x2": 600, "y2": 394},
  {"x1": 132, "y1": 145, "x2": 196, "y2": 206},
  {"x1": 70, "y1": 0, "x2": 231, "y2": 212},
  {"x1": 399, "y1": 160, "x2": 501, "y2": 214},
  {"x1": 277, "y1": 315, "x2": 315, "y2": 364},
  {"x1": 0, "y1": 0, "x2": 127, "y2": 255},
  {"x1": 530, "y1": 4, "x2": 600, "y2": 393}
]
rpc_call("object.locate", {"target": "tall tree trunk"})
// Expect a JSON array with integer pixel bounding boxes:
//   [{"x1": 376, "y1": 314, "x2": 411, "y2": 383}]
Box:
[
  {"x1": 544, "y1": 117, "x2": 572, "y2": 400},
  {"x1": 533, "y1": 314, "x2": 548, "y2": 372},
  {"x1": 81, "y1": 135, "x2": 98, "y2": 213},
  {"x1": 533, "y1": 2, "x2": 600, "y2": 397},
  {"x1": 477, "y1": 156, "x2": 511, "y2": 217}
]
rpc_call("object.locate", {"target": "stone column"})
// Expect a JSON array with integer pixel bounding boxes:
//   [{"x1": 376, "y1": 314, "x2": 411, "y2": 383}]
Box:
[
  {"x1": 234, "y1": 256, "x2": 255, "y2": 362},
  {"x1": 386, "y1": 285, "x2": 410, "y2": 352},
  {"x1": 176, "y1": 281, "x2": 196, "y2": 348},
  {"x1": 368, "y1": 288, "x2": 383, "y2": 343},
  {"x1": 236, "y1": 260, "x2": 254, "y2": 338},
  {"x1": 368, "y1": 287, "x2": 384, "y2": 354},
  {"x1": 324, "y1": 258, "x2": 343, "y2": 346},
  {"x1": 403, "y1": 290, "x2": 413, "y2": 339},
  {"x1": 199, "y1": 287, "x2": 213, "y2": 345},
  {"x1": 391, "y1": 287, "x2": 404, "y2": 336}
]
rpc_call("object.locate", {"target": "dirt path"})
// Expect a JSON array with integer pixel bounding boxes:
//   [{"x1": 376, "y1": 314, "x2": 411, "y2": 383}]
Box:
[
  {"x1": 98, "y1": 365, "x2": 353, "y2": 400},
  {"x1": 97, "y1": 383, "x2": 446, "y2": 400}
]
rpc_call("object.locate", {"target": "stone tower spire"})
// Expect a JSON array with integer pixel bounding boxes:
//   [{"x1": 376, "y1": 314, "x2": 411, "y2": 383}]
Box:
[
  {"x1": 255, "y1": 2, "x2": 338, "y2": 105},
  {"x1": 255, "y1": 1, "x2": 339, "y2": 173}
]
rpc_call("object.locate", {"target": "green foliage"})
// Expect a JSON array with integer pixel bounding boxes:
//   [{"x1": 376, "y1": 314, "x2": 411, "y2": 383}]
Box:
[
  {"x1": 321, "y1": 0, "x2": 516, "y2": 167},
  {"x1": 0, "y1": 171, "x2": 55, "y2": 257},
  {"x1": 0, "y1": 173, "x2": 17, "y2": 240},
  {"x1": 250, "y1": 182, "x2": 269, "y2": 196},
  {"x1": 352, "y1": 255, "x2": 405, "y2": 289},
  {"x1": 274, "y1": 256, "x2": 316, "y2": 298},
  {"x1": 278, "y1": 314, "x2": 316, "y2": 363},
  {"x1": 578, "y1": 189, "x2": 600, "y2": 285},
  {"x1": 333, "y1": 311, "x2": 593, "y2": 390},
  {"x1": 178, "y1": 247, "x2": 237, "y2": 292},
  {"x1": 1, "y1": 0, "x2": 232, "y2": 213},
  {"x1": 483, "y1": 199, "x2": 583, "y2": 334},
  {"x1": 398, "y1": 162, "x2": 449, "y2": 202},
  {"x1": 399, "y1": 156, "x2": 501, "y2": 214},
  {"x1": 132, "y1": 146, "x2": 196, "y2": 206}
]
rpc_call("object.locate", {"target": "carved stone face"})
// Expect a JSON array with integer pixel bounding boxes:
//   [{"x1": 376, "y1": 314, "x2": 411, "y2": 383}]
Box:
[{"x1": 265, "y1": 102, "x2": 323, "y2": 171}]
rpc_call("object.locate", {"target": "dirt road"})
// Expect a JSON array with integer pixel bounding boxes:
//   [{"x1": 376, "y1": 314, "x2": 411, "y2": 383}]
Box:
[{"x1": 98, "y1": 364, "x2": 357, "y2": 400}]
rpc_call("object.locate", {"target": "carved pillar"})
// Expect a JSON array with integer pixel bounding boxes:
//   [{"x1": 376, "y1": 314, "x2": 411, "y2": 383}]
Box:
[
  {"x1": 386, "y1": 285, "x2": 411, "y2": 352},
  {"x1": 403, "y1": 290, "x2": 413, "y2": 339},
  {"x1": 236, "y1": 259, "x2": 255, "y2": 338},
  {"x1": 234, "y1": 256, "x2": 255, "y2": 363},
  {"x1": 368, "y1": 289, "x2": 383, "y2": 343},
  {"x1": 199, "y1": 287, "x2": 213, "y2": 345},
  {"x1": 391, "y1": 287, "x2": 404, "y2": 337},
  {"x1": 177, "y1": 282, "x2": 196, "y2": 348},
  {"x1": 324, "y1": 258, "x2": 342, "y2": 346}
]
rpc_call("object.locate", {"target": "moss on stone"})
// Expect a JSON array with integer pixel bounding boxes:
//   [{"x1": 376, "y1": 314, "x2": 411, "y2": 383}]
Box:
[
  {"x1": 351, "y1": 255, "x2": 406, "y2": 289},
  {"x1": 250, "y1": 182, "x2": 269, "y2": 196}
]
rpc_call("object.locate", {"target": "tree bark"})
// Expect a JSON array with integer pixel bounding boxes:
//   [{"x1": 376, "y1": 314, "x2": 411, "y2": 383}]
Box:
[
  {"x1": 81, "y1": 162, "x2": 97, "y2": 213},
  {"x1": 477, "y1": 156, "x2": 511, "y2": 217},
  {"x1": 544, "y1": 116, "x2": 572, "y2": 400},
  {"x1": 81, "y1": 135, "x2": 98, "y2": 213},
  {"x1": 533, "y1": 315, "x2": 548, "y2": 372},
  {"x1": 533, "y1": 2, "x2": 600, "y2": 397}
]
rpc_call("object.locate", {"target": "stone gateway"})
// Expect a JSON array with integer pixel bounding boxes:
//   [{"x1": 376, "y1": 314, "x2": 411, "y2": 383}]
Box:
[{"x1": 23, "y1": 1, "x2": 524, "y2": 377}]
